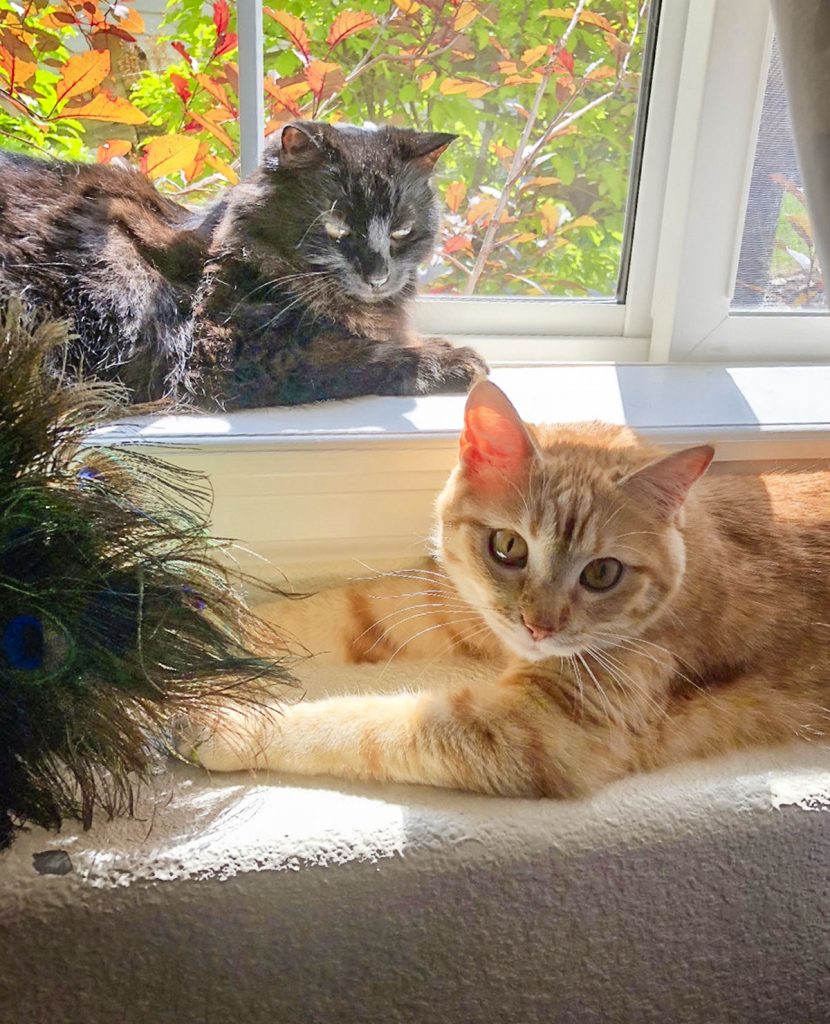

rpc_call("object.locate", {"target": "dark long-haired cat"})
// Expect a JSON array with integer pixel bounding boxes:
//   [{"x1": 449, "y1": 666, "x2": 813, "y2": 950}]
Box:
[{"x1": 0, "y1": 121, "x2": 486, "y2": 408}]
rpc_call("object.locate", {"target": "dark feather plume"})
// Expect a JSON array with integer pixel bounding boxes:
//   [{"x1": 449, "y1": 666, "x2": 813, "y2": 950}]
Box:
[{"x1": 0, "y1": 301, "x2": 297, "y2": 849}]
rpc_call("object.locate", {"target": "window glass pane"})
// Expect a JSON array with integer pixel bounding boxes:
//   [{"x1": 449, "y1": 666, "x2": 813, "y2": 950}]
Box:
[
  {"x1": 732, "y1": 38, "x2": 825, "y2": 311},
  {"x1": 263, "y1": 0, "x2": 654, "y2": 299},
  {"x1": 0, "y1": 1, "x2": 241, "y2": 195},
  {"x1": 0, "y1": 0, "x2": 653, "y2": 300}
]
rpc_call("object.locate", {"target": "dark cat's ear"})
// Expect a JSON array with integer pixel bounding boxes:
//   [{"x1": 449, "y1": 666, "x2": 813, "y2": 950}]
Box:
[
  {"x1": 460, "y1": 380, "x2": 536, "y2": 480},
  {"x1": 399, "y1": 131, "x2": 458, "y2": 173},
  {"x1": 266, "y1": 122, "x2": 324, "y2": 170},
  {"x1": 621, "y1": 445, "x2": 714, "y2": 518}
]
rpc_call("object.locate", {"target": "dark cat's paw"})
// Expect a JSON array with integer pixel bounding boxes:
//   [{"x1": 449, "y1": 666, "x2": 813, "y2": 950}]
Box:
[{"x1": 415, "y1": 339, "x2": 489, "y2": 394}]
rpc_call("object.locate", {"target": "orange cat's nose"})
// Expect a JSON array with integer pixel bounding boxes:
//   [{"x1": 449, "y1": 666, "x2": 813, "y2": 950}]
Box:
[{"x1": 522, "y1": 615, "x2": 555, "y2": 641}]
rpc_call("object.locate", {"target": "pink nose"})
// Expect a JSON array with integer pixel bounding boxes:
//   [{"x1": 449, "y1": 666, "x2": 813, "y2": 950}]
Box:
[{"x1": 522, "y1": 616, "x2": 555, "y2": 641}]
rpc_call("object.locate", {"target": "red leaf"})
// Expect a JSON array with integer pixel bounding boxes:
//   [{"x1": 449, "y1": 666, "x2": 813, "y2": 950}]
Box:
[
  {"x1": 170, "y1": 72, "x2": 191, "y2": 104},
  {"x1": 51, "y1": 12, "x2": 78, "y2": 24},
  {"x1": 213, "y1": 30, "x2": 237, "y2": 57},
  {"x1": 326, "y1": 11, "x2": 378, "y2": 49},
  {"x1": 558, "y1": 49, "x2": 574, "y2": 73},
  {"x1": 172, "y1": 40, "x2": 195, "y2": 68},
  {"x1": 213, "y1": 0, "x2": 230, "y2": 38}
]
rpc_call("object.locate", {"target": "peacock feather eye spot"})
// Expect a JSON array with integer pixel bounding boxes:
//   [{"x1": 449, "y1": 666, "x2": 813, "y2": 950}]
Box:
[
  {"x1": 2, "y1": 614, "x2": 44, "y2": 670},
  {"x1": 77, "y1": 466, "x2": 102, "y2": 487},
  {"x1": 488, "y1": 529, "x2": 528, "y2": 568},
  {"x1": 580, "y1": 557, "x2": 624, "y2": 592}
]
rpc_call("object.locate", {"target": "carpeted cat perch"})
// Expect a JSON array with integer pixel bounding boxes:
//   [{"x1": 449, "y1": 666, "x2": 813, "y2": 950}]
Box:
[{"x1": 0, "y1": 302, "x2": 295, "y2": 850}]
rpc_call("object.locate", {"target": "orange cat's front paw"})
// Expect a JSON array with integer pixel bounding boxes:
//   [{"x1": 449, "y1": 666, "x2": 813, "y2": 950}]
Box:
[{"x1": 172, "y1": 707, "x2": 279, "y2": 773}]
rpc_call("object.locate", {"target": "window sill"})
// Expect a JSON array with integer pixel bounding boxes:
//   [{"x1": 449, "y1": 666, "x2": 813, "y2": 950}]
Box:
[{"x1": 96, "y1": 363, "x2": 830, "y2": 573}]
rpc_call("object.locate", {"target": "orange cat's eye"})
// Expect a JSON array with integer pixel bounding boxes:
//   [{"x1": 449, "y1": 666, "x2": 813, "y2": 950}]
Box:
[
  {"x1": 580, "y1": 558, "x2": 623, "y2": 592},
  {"x1": 488, "y1": 529, "x2": 528, "y2": 568}
]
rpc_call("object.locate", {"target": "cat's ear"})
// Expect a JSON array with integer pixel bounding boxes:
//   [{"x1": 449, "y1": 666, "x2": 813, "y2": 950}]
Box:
[
  {"x1": 459, "y1": 381, "x2": 536, "y2": 482},
  {"x1": 400, "y1": 131, "x2": 458, "y2": 173},
  {"x1": 266, "y1": 122, "x2": 324, "y2": 170},
  {"x1": 621, "y1": 445, "x2": 714, "y2": 518}
]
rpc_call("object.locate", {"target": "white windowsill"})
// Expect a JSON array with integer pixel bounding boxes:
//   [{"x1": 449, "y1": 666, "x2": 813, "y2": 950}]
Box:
[{"x1": 94, "y1": 363, "x2": 830, "y2": 574}]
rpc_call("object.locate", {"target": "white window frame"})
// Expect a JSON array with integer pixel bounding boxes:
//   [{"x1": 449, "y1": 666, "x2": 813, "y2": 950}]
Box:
[
  {"x1": 236, "y1": 0, "x2": 828, "y2": 364},
  {"x1": 648, "y1": 0, "x2": 830, "y2": 362}
]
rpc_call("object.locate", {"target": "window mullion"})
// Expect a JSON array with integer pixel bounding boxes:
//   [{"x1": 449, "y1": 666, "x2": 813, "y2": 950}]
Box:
[{"x1": 237, "y1": 0, "x2": 265, "y2": 178}]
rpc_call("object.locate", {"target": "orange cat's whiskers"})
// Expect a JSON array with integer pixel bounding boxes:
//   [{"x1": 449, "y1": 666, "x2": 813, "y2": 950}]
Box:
[
  {"x1": 350, "y1": 603, "x2": 455, "y2": 650},
  {"x1": 567, "y1": 655, "x2": 587, "y2": 718},
  {"x1": 587, "y1": 646, "x2": 668, "y2": 723},
  {"x1": 576, "y1": 652, "x2": 619, "y2": 727},
  {"x1": 380, "y1": 615, "x2": 484, "y2": 675}
]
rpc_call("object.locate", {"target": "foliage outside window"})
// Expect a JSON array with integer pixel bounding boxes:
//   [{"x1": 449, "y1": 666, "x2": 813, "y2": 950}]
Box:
[{"x1": 0, "y1": 0, "x2": 650, "y2": 299}]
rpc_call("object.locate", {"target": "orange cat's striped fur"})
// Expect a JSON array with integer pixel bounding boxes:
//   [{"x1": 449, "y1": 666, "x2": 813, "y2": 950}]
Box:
[{"x1": 183, "y1": 381, "x2": 830, "y2": 797}]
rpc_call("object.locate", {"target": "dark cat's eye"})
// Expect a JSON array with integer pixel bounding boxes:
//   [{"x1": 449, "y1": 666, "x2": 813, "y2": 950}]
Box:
[
  {"x1": 580, "y1": 558, "x2": 624, "y2": 592},
  {"x1": 391, "y1": 225, "x2": 413, "y2": 240},
  {"x1": 325, "y1": 221, "x2": 350, "y2": 240},
  {"x1": 488, "y1": 529, "x2": 528, "y2": 568}
]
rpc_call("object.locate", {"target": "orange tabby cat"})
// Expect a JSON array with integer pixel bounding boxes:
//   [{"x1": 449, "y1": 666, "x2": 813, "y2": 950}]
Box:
[{"x1": 181, "y1": 380, "x2": 830, "y2": 797}]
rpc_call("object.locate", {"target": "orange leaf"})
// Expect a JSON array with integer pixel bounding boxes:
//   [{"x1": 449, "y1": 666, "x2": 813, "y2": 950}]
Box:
[
  {"x1": 264, "y1": 77, "x2": 309, "y2": 114},
  {"x1": 0, "y1": 45, "x2": 36, "y2": 86},
  {"x1": 184, "y1": 140, "x2": 210, "y2": 184},
  {"x1": 539, "y1": 201, "x2": 560, "y2": 235},
  {"x1": 55, "y1": 49, "x2": 110, "y2": 105},
  {"x1": 187, "y1": 109, "x2": 235, "y2": 151},
  {"x1": 466, "y1": 196, "x2": 498, "y2": 225},
  {"x1": 304, "y1": 59, "x2": 343, "y2": 99},
  {"x1": 559, "y1": 214, "x2": 598, "y2": 231},
  {"x1": 444, "y1": 180, "x2": 467, "y2": 214},
  {"x1": 439, "y1": 77, "x2": 493, "y2": 98},
  {"x1": 503, "y1": 72, "x2": 542, "y2": 85},
  {"x1": 96, "y1": 138, "x2": 132, "y2": 163},
  {"x1": 265, "y1": 113, "x2": 294, "y2": 135},
  {"x1": 264, "y1": 8, "x2": 310, "y2": 60},
  {"x1": 504, "y1": 232, "x2": 536, "y2": 244},
  {"x1": 395, "y1": 0, "x2": 421, "y2": 12},
  {"x1": 541, "y1": 7, "x2": 613, "y2": 31},
  {"x1": 326, "y1": 11, "x2": 377, "y2": 49},
  {"x1": 452, "y1": 2, "x2": 479, "y2": 30},
  {"x1": 587, "y1": 65, "x2": 617, "y2": 80},
  {"x1": 205, "y1": 153, "x2": 239, "y2": 183},
  {"x1": 143, "y1": 134, "x2": 201, "y2": 180},
  {"x1": 524, "y1": 176, "x2": 560, "y2": 187},
  {"x1": 116, "y1": 7, "x2": 144, "y2": 34},
  {"x1": 59, "y1": 90, "x2": 147, "y2": 124},
  {"x1": 417, "y1": 70, "x2": 436, "y2": 91},
  {"x1": 520, "y1": 44, "x2": 548, "y2": 65},
  {"x1": 196, "y1": 72, "x2": 235, "y2": 112},
  {"x1": 444, "y1": 234, "x2": 473, "y2": 254}
]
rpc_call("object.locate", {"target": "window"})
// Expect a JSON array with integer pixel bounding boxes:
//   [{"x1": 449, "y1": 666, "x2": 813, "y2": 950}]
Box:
[
  {"x1": 732, "y1": 38, "x2": 824, "y2": 312},
  {"x1": 0, "y1": 0, "x2": 827, "y2": 362}
]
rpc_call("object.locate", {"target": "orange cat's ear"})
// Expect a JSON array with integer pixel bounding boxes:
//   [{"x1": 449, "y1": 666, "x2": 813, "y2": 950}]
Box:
[
  {"x1": 460, "y1": 381, "x2": 536, "y2": 480},
  {"x1": 621, "y1": 445, "x2": 714, "y2": 517}
]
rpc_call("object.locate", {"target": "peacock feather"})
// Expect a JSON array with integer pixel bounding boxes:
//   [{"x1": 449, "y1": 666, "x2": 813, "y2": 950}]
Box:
[{"x1": 0, "y1": 300, "x2": 297, "y2": 849}]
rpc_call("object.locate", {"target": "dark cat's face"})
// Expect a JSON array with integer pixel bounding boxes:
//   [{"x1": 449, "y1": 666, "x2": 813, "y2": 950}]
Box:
[{"x1": 248, "y1": 121, "x2": 455, "y2": 304}]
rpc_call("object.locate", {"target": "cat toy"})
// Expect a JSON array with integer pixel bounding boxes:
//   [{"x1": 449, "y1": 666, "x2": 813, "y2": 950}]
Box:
[{"x1": 0, "y1": 301, "x2": 295, "y2": 849}]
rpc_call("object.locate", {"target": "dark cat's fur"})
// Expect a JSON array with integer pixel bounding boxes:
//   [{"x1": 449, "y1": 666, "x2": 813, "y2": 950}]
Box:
[{"x1": 0, "y1": 121, "x2": 486, "y2": 407}]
